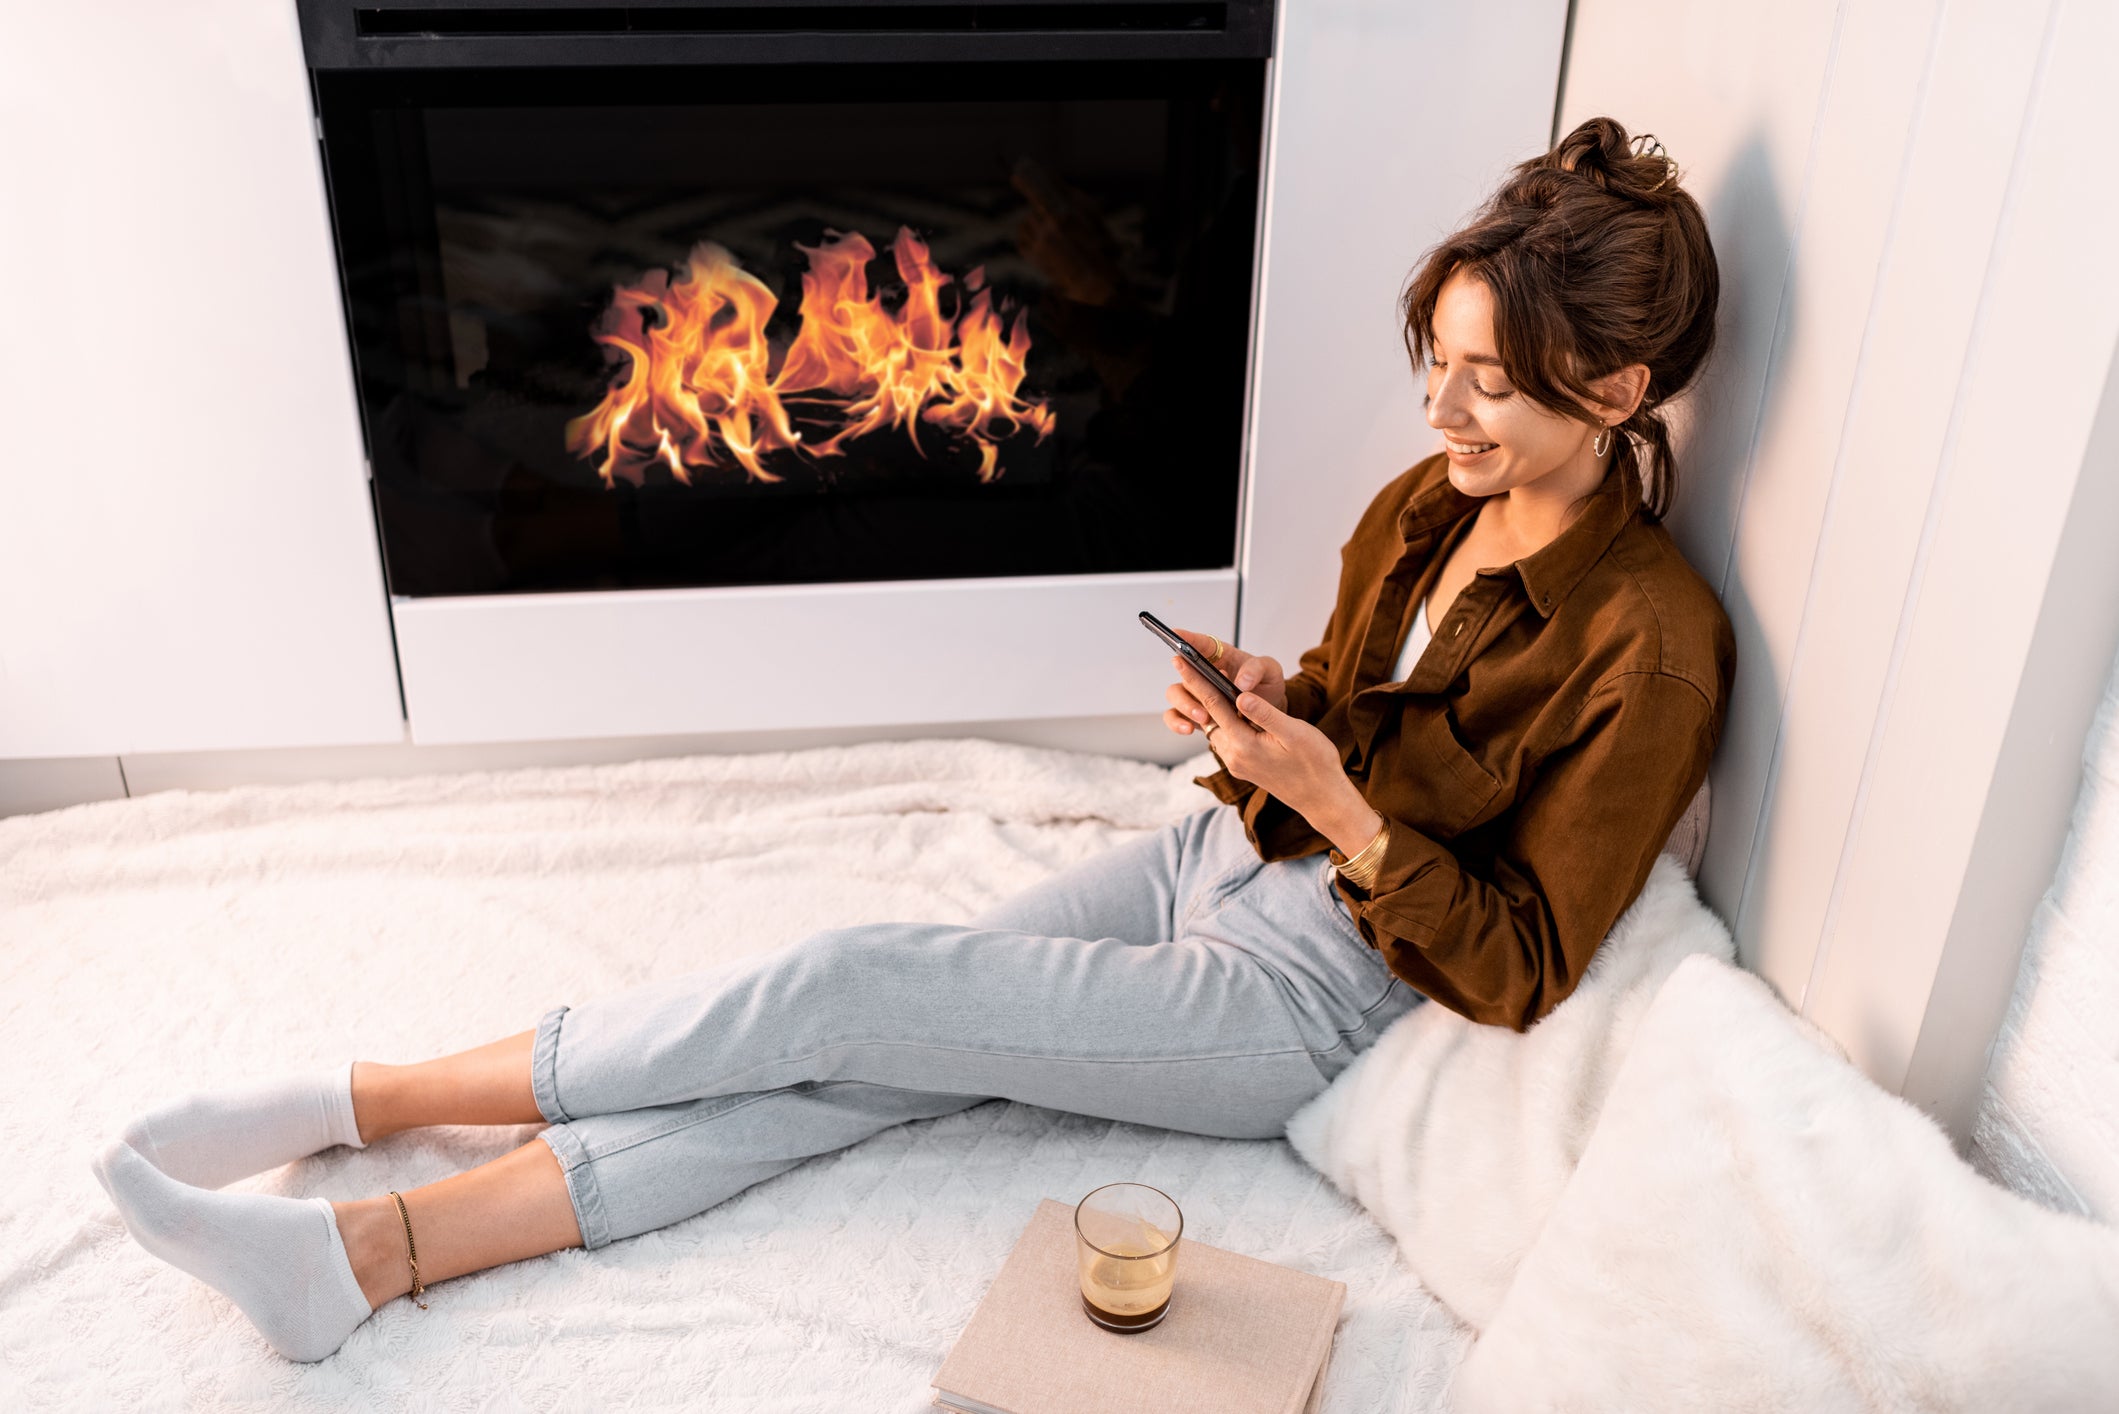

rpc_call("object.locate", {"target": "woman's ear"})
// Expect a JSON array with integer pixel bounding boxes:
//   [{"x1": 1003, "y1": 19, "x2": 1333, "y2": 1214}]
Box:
[{"x1": 1592, "y1": 362, "x2": 1652, "y2": 422}]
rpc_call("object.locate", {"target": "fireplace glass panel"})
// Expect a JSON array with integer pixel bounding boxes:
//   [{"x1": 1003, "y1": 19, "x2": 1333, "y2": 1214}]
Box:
[{"x1": 317, "y1": 62, "x2": 1263, "y2": 597}]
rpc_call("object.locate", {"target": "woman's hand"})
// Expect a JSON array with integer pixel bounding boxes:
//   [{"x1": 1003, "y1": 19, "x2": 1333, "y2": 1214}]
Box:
[
  {"x1": 1161, "y1": 629, "x2": 1287, "y2": 740},
  {"x1": 1170, "y1": 654, "x2": 1360, "y2": 828}
]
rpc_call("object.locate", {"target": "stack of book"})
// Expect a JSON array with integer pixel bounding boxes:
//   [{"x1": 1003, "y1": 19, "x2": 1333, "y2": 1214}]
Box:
[{"x1": 932, "y1": 1198, "x2": 1346, "y2": 1414}]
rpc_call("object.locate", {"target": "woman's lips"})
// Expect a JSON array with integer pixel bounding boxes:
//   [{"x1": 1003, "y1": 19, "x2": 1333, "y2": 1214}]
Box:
[{"x1": 1445, "y1": 437, "x2": 1498, "y2": 460}]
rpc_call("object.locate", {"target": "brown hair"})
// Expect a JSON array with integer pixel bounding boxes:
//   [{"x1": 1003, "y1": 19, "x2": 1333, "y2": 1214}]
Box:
[{"x1": 1401, "y1": 116, "x2": 1719, "y2": 522}]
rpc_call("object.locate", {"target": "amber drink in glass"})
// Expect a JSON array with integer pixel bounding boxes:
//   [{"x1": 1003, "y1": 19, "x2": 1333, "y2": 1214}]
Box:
[{"x1": 1074, "y1": 1183, "x2": 1183, "y2": 1332}]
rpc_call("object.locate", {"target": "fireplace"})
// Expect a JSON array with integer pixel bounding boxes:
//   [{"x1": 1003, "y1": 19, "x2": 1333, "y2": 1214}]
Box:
[
  {"x1": 294, "y1": 1, "x2": 1272, "y2": 741},
  {"x1": 301, "y1": 3, "x2": 1270, "y2": 599}
]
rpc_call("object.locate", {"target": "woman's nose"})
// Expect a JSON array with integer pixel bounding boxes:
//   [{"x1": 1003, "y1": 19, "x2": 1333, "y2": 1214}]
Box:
[{"x1": 1426, "y1": 378, "x2": 1469, "y2": 429}]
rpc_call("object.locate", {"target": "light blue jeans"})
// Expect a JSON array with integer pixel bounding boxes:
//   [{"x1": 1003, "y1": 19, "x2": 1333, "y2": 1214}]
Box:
[{"x1": 531, "y1": 801, "x2": 1422, "y2": 1249}]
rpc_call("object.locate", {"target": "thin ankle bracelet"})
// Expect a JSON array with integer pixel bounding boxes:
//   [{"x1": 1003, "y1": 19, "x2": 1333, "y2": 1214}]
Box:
[{"x1": 387, "y1": 1190, "x2": 428, "y2": 1309}]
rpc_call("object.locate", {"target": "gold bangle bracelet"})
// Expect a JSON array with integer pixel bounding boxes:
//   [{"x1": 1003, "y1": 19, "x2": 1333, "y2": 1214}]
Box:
[
  {"x1": 1331, "y1": 819, "x2": 1390, "y2": 890},
  {"x1": 1337, "y1": 852, "x2": 1384, "y2": 891}
]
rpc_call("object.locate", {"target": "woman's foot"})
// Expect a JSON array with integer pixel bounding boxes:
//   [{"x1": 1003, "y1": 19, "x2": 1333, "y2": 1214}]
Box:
[
  {"x1": 90, "y1": 1138, "x2": 376, "y2": 1362},
  {"x1": 118, "y1": 1061, "x2": 367, "y2": 1189}
]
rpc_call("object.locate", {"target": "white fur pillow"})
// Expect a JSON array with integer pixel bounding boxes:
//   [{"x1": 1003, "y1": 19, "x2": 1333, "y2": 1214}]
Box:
[
  {"x1": 1452, "y1": 955, "x2": 2119, "y2": 1412},
  {"x1": 1284, "y1": 853, "x2": 1733, "y2": 1329}
]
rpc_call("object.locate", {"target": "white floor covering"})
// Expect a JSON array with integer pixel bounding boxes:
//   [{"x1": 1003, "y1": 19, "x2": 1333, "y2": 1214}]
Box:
[{"x1": 0, "y1": 738, "x2": 1469, "y2": 1411}]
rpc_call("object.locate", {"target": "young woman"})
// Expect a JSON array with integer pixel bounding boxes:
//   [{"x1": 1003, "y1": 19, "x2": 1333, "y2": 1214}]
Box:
[{"x1": 92, "y1": 117, "x2": 1733, "y2": 1363}]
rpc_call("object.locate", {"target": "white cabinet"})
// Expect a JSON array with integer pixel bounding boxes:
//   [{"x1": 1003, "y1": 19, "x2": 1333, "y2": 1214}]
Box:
[{"x1": 0, "y1": 2, "x2": 401, "y2": 757}]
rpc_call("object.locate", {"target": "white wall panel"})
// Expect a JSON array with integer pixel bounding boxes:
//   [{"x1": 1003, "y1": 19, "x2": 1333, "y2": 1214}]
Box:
[
  {"x1": 1562, "y1": 0, "x2": 2119, "y2": 1142},
  {"x1": 1562, "y1": 1, "x2": 1843, "y2": 592},
  {"x1": 1235, "y1": 0, "x2": 1568, "y2": 669},
  {"x1": 1817, "y1": 0, "x2": 2119, "y2": 1101},
  {"x1": 1736, "y1": 0, "x2": 2037, "y2": 1013},
  {"x1": 1560, "y1": 0, "x2": 1852, "y2": 961},
  {"x1": 0, "y1": 1, "x2": 402, "y2": 757}
]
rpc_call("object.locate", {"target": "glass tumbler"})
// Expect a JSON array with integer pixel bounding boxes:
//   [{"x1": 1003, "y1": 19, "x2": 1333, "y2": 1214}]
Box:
[{"x1": 1074, "y1": 1182, "x2": 1183, "y2": 1332}]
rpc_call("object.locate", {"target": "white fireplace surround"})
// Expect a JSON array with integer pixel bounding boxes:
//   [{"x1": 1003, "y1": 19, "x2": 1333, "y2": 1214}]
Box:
[
  {"x1": 392, "y1": 571, "x2": 1239, "y2": 745},
  {"x1": 0, "y1": 1, "x2": 1569, "y2": 761},
  {"x1": 344, "y1": 6, "x2": 1571, "y2": 751}
]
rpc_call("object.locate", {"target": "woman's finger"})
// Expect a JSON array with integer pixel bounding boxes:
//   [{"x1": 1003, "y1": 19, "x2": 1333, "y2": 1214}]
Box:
[
  {"x1": 1174, "y1": 657, "x2": 1247, "y2": 736},
  {"x1": 1164, "y1": 681, "x2": 1210, "y2": 724},
  {"x1": 1175, "y1": 626, "x2": 1249, "y2": 672},
  {"x1": 1235, "y1": 691, "x2": 1288, "y2": 736},
  {"x1": 1172, "y1": 626, "x2": 1221, "y2": 657},
  {"x1": 1230, "y1": 652, "x2": 1276, "y2": 693},
  {"x1": 1163, "y1": 707, "x2": 1198, "y2": 736}
]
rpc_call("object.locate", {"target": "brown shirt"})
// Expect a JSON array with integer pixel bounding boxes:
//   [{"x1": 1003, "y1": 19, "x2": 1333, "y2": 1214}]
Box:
[{"x1": 1194, "y1": 452, "x2": 1736, "y2": 1031}]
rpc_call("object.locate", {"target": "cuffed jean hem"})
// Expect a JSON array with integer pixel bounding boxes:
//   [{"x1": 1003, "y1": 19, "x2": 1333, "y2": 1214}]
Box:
[
  {"x1": 532, "y1": 1004, "x2": 573, "y2": 1124},
  {"x1": 536, "y1": 1122, "x2": 614, "y2": 1251}
]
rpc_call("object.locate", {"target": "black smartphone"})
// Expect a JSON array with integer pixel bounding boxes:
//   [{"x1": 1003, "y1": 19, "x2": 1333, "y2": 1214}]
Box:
[{"x1": 1140, "y1": 609, "x2": 1244, "y2": 704}]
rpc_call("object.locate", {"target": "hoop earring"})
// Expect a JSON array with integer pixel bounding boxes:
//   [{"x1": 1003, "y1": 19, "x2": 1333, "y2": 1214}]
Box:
[{"x1": 1592, "y1": 424, "x2": 1614, "y2": 458}]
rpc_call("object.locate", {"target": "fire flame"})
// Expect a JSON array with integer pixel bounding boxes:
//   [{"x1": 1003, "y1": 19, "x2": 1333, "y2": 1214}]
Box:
[{"x1": 565, "y1": 228, "x2": 1057, "y2": 487}]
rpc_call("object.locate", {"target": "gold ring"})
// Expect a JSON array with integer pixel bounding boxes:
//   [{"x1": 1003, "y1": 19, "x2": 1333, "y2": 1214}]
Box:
[
  {"x1": 1201, "y1": 721, "x2": 1219, "y2": 739},
  {"x1": 1206, "y1": 635, "x2": 1227, "y2": 663}
]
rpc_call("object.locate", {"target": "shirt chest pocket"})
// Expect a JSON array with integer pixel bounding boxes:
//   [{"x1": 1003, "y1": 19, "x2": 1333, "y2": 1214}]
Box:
[{"x1": 1396, "y1": 705, "x2": 1505, "y2": 838}]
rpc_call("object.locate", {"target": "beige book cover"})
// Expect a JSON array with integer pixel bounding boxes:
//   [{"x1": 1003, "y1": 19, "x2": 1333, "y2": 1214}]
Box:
[{"x1": 932, "y1": 1198, "x2": 1346, "y2": 1414}]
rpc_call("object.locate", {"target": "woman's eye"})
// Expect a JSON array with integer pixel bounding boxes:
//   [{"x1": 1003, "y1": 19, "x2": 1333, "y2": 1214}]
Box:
[{"x1": 1434, "y1": 358, "x2": 1512, "y2": 400}]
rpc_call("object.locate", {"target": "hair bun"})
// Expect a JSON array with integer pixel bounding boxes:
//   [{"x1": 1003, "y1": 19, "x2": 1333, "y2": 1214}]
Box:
[
  {"x1": 1554, "y1": 116, "x2": 1623, "y2": 184},
  {"x1": 1553, "y1": 116, "x2": 1679, "y2": 204}
]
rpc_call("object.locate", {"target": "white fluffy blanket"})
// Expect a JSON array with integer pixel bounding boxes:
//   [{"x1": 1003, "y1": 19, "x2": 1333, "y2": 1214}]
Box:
[
  {"x1": 0, "y1": 740, "x2": 1469, "y2": 1411},
  {"x1": 1286, "y1": 852, "x2": 1733, "y2": 1327},
  {"x1": 1456, "y1": 956, "x2": 2119, "y2": 1412},
  {"x1": 1289, "y1": 859, "x2": 2119, "y2": 1410}
]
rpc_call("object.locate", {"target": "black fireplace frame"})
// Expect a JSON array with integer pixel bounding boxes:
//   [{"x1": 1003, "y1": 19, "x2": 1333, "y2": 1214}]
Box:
[
  {"x1": 295, "y1": 0, "x2": 1274, "y2": 69},
  {"x1": 294, "y1": 0, "x2": 1277, "y2": 598}
]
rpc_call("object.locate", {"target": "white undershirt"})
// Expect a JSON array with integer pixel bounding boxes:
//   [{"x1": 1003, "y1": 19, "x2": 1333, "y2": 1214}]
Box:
[{"x1": 1390, "y1": 595, "x2": 1435, "y2": 683}]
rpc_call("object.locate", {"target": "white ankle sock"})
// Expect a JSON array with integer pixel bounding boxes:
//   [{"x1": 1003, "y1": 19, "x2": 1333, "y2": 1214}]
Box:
[
  {"x1": 91, "y1": 1138, "x2": 376, "y2": 1363},
  {"x1": 121, "y1": 1061, "x2": 367, "y2": 1189}
]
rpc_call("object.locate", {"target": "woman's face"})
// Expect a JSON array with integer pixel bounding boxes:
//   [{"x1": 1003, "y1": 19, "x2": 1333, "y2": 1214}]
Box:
[{"x1": 1423, "y1": 268, "x2": 1634, "y2": 500}]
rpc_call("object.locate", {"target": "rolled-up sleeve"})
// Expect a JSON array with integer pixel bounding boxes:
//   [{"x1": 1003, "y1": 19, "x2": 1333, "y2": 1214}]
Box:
[
  {"x1": 1340, "y1": 670, "x2": 1718, "y2": 1031},
  {"x1": 1279, "y1": 609, "x2": 1336, "y2": 727}
]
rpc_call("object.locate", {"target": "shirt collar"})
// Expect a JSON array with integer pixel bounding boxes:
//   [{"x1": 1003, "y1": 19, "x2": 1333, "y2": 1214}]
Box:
[
  {"x1": 1395, "y1": 455, "x2": 1642, "y2": 619},
  {"x1": 1515, "y1": 461, "x2": 1641, "y2": 616},
  {"x1": 1394, "y1": 457, "x2": 1481, "y2": 541}
]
